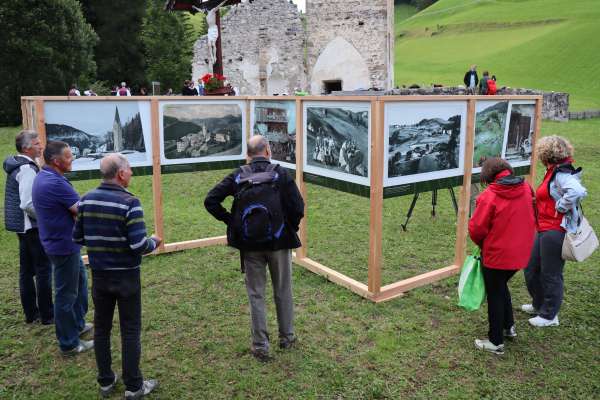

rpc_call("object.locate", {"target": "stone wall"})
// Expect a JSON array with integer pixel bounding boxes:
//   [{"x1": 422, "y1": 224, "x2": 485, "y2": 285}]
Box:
[
  {"x1": 192, "y1": 0, "x2": 305, "y2": 95},
  {"x1": 306, "y1": 0, "x2": 393, "y2": 94}
]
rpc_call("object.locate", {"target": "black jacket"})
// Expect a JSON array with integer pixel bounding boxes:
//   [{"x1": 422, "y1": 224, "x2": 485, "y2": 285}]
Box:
[
  {"x1": 463, "y1": 70, "x2": 479, "y2": 87},
  {"x1": 204, "y1": 157, "x2": 304, "y2": 251}
]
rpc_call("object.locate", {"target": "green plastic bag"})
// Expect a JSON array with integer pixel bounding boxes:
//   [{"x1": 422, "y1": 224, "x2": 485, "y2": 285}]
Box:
[{"x1": 457, "y1": 249, "x2": 486, "y2": 311}]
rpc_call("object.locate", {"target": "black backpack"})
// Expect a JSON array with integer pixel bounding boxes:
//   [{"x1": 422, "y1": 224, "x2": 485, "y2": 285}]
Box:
[{"x1": 231, "y1": 164, "x2": 285, "y2": 247}]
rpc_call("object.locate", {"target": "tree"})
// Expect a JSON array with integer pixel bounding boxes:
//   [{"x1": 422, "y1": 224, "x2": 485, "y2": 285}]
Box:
[
  {"x1": 80, "y1": 0, "x2": 146, "y2": 90},
  {"x1": 141, "y1": 0, "x2": 195, "y2": 94},
  {"x1": 0, "y1": 0, "x2": 97, "y2": 125}
]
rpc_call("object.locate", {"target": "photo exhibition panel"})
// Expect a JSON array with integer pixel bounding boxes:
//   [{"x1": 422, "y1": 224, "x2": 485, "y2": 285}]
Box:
[{"x1": 251, "y1": 100, "x2": 297, "y2": 170}]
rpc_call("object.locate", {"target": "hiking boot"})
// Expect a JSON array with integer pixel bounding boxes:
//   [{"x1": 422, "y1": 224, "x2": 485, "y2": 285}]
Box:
[
  {"x1": 529, "y1": 315, "x2": 559, "y2": 327},
  {"x1": 279, "y1": 336, "x2": 297, "y2": 350},
  {"x1": 61, "y1": 340, "x2": 94, "y2": 356},
  {"x1": 99, "y1": 374, "x2": 118, "y2": 398},
  {"x1": 520, "y1": 304, "x2": 538, "y2": 315},
  {"x1": 503, "y1": 325, "x2": 517, "y2": 339},
  {"x1": 124, "y1": 379, "x2": 158, "y2": 399},
  {"x1": 251, "y1": 348, "x2": 272, "y2": 363},
  {"x1": 474, "y1": 339, "x2": 504, "y2": 355},
  {"x1": 79, "y1": 322, "x2": 93, "y2": 336}
]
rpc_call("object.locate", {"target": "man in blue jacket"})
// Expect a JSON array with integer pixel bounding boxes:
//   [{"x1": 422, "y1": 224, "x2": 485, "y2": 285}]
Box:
[
  {"x1": 3, "y1": 130, "x2": 53, "y2": 325},
  {"x1": 73, "y1": 153, "x2": 161, "y2": 399}
]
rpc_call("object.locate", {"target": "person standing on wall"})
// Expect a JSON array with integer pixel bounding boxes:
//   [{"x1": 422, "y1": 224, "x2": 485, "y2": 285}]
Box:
[
  {"x1": 463, "y1": 65, "x2": 478, "y2": 95},
  {"x1": 469, "y1": 158, "x2": 536, "y2": 355},
  {"x1": 73, "y1": 154, "x2": 162, "y2": 399},
  {"x1": 204, "y1": 135, "x2": 305, "y2": 362},
  {"x1": 479, "y1": 71, "x2": 490, "y2": 95},
  {"x1": 117, "y1": 82, "x2": 131, "y2": 96},
  {"x1": 3, "y1": 130, "x2": 53, "y2": 325},
  {"x1": 32, "y1": 141, "x2": 93, "y2": 355}
]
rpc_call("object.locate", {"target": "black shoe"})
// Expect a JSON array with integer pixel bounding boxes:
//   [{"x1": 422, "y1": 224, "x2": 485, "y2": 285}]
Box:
[
  {"x1": 251, "y1": 348, "x2": 272, "y2": 363},
  {"x1": 99, "y1": 374, "x2": 118, "y2": 398},
  {"x1": 41, "y1": 318, "x2": 54, "y2": 325},
  {"x1": 25, "y1": 316, "x2": 40, "y2": 324},
  {"x1": 279, "y1": 336, "x2": 297, "y2": 350}
]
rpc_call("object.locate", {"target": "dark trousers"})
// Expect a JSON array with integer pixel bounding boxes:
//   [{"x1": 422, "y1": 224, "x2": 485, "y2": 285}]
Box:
[
  {"x1": 482, "y1": 266, "x2": 517, "y2": 346},
  {"x1": 92, "y1": 271, "x2": 143, "y2": 392},
  {"x1": 17, "y1": 229, "x2": 53, "y2": 323},
  {"x1": 524, "y1": 230, "x2": 566, "y2": 319},
  {"x1": 48, "y1": 252, "x2": 88, "y2": 351}
]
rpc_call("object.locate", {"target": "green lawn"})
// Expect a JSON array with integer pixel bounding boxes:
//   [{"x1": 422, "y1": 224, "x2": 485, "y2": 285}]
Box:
[
  {"x1": 394, "y1": 0, "x2": 600, "y2": 111},
  {"x1": 1, "y1": 118, "x2": 599, "y2": 399}
]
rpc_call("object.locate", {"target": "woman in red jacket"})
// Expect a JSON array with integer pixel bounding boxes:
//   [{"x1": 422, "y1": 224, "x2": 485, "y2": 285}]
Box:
[{"x1": 469, "y1": 158, "x2": 536, "y2": 354}]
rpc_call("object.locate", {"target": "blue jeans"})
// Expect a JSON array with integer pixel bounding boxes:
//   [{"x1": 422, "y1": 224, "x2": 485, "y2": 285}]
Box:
[{"x1": 49, "y1": 252, "x2": 89, "y2": 351}]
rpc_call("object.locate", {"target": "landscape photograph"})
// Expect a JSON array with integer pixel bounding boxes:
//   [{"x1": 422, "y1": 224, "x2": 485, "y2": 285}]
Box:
[{"x1": 473, "y1": 101, "x2": 509, "y2": 169}]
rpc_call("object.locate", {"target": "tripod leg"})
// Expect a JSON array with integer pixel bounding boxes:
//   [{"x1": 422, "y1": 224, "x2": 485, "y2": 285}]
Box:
[
  {"x1": 401, "y1": 192, "x2": 419, "y2": 231},
  {"x1": 449, "y1": 187, "x2": 458, "y2": 215},
  {"x1": 431, "y1": 189, "x2": 437, "y2": 217}
]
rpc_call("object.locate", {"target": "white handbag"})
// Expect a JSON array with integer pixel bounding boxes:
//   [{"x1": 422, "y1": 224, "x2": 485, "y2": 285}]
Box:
[{"x1": 562, "y1": 216, "x2": 599, "y2": 262}]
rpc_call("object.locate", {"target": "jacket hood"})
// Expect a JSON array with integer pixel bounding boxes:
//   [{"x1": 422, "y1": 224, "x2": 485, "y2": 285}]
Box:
[
  {"x1": 3, "y1": 155, "x2": 32, "y2": 175},
  {"x1": 489, "y1": 170, "x2": 526, "y2": 199}
]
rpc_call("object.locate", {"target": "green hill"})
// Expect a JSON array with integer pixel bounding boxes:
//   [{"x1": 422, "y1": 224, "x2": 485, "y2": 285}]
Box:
[{"x1": 394, "y1": 0, "x2": 600, "y2": 110}]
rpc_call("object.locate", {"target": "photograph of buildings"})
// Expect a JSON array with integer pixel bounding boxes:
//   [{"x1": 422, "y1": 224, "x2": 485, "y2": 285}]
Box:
[
  {"x1": 161, "y1": 101, "x2": 244, "y2": 164},
  {"x1": 44, "y1": 101, "x2": 151, "y2": 171},
  {"x1": 505, "y1": 103, "x2": 535, "y2": 164},
  {"x1": 252, "y1": 101, "x2": 296, "y2": 168},
  {"x1": 473, "y1": 101, "x2": 509, "y2": 169},
  {"x1": 385, "y1": 101, "x2": 466, "y2": 186},
  {"x1": 304, "y1": 102, "x2": 370, "y2": 185}
]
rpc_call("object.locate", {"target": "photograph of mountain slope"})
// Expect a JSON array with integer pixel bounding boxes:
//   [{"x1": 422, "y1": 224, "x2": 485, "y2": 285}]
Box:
[
  {"x1": 44, "y1": 101, "x2": 152, "y2": 171},
  {"x1": 473, "y1": 101, "x2": 509, "y2": 169},
  {"x1": 159, "y1": 101, "x2": 245, "y2": 165},
  {"x1": 384, "y1": 101, "x2": 466, "y2": 186}
]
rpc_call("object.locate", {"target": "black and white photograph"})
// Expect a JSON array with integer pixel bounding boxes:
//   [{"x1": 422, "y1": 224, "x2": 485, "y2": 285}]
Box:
[
  {"x1": 384, "y1": 101, "x2": 466, "y2": 186},
  {"x1": 44, "y1": 101, "x2": 152, "y2": 171},
  {"x1": 473, "y1": 101, "x2": 509, "y2": 170},
  {"x1": 304, "y1": 102, "x2": 370, "y2": 185},
  {"x1": 252, "y1": 101, "x2": 296, "y2": 169},
  {"x1": 160, "y1": 101, "x2": 245, "y2": 165},
  {"x1": 504, "y1": 102, "x2": 535, "y2": 165}
]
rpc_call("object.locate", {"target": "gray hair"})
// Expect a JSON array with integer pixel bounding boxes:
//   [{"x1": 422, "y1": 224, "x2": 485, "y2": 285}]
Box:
[
  {"x1": 15, "y1": 130, "x2": 38, "y2": 153},
  {"x1": 100, "y1": 153, "x2": 130, "y2": 180},
  {"x1": 247, "y1": 135, "x2": 270, "y2": 157}
]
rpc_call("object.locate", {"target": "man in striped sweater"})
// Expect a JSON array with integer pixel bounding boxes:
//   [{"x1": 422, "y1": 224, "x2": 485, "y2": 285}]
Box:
[{"x1": 73, "y1": 154, "x2": 162, "y2": 399}]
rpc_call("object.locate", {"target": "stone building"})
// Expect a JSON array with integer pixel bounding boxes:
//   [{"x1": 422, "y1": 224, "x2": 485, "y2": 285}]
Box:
[{"x1": 192, "y1": 0, "x2": 394, "y2": 95}]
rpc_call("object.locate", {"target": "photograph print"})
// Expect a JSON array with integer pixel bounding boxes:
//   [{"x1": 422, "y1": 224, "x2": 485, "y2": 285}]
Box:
[
  {"x1": 504, "y1": 102, "x2": 535, "y2": 165},
  {"x1": 304, "y1": 102, "x2": 370, "y2": 185},
  {"x1": 160, "y1": 100, "x2": 245, "y2": 165},
  {"x1": 252, "y1": 101, "x2": 296, "y2": 169},
  {"x1": 44, "y1": 101, "x2": 152, "y2": 171},
  {"x1": 384, "y1": 101, "x2": 466, "y2": 187},
  {"x1": 473, "y1": 100, "x2": 509, "y2": 169}
]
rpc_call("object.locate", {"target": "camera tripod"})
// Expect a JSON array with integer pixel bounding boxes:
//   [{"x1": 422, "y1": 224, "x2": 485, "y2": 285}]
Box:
[{"x1": 400, "y1": 187, "x2": 459, "y2": 231}]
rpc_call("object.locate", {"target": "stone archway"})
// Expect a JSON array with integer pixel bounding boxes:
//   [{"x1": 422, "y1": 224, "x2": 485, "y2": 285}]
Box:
[{"x1": 310, "y1": 37, "x2": 370, "y2": 94}]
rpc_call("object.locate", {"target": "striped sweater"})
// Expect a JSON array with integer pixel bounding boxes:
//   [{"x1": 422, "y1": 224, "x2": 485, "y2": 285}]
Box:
[{"x1": 73, "y1": 183, "x2": 156, "y2": 272}]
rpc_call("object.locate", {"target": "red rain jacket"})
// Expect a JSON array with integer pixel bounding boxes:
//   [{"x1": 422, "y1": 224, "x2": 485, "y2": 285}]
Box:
[{"x1": 469, "y1": 170, "x2": 536, "y2": 270}]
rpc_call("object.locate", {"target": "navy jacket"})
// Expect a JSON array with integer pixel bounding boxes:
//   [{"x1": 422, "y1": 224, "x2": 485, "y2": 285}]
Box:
[{"x1": 4, "y1": 155, "x2": 39, "y2": 233}]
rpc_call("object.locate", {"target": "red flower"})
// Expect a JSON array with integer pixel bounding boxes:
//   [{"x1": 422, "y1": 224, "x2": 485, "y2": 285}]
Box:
[{"x1": 201, "y1": 73, "x2": 212, "y2": 83}]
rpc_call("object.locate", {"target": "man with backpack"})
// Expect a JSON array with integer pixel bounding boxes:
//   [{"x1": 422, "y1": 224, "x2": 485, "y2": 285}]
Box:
[{"x1": 204, "y1": 135, "x2": 304, "y2": 362}]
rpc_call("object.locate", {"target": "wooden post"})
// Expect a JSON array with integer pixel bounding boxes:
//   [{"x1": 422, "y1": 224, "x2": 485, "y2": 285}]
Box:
[
  {"x1": 35, "y1": 100, "x2": 46, "y2": 147},
  {"x1": 246, "y1": 100, "x2": 252, "y2": 143},
  {"x1": 368, "y1": 99, "x2": 384, "y2": 294},
  {"x1": 150, "y1": 99, "x2": 165, "y2": 251},
  {"x1": 453, "y1": 99, "x2": 476, "y2": 267},
  {"x1": 527, "y1": 98, "x2": 543, "y2": 186},
  {"x1": 295, "y1": 98, "x2": 308, "y2": 259},
  {"x1": 21, "y1": 99, "x2": 27, "y2": 129}
]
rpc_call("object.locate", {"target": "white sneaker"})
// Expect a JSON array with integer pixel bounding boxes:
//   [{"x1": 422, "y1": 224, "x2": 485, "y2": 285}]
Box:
[
  {"x1": 521, "y1": 304, "x2": 538, "y2": 315},
  {"x1": 124, "y1": 379, "x2": 158, "y2": 399},
  {"x1": 475, "y1": 339, "x2": 504, "y2": 355},
  {"x1": 79, "y1": 322, "x2": 93, "y2": 336},
  {"x1": 61, "y1": 339, "x2": 94, "y2": 356},
  {"x1": 99, "y1": 374, "x2": 118, "y2": 398},
  {"x1": 503, "y1": 325, "x2": 517, "y2": 338},
  {"x1": 529, "y1": 315, "x2": 559, "y2": 327}
]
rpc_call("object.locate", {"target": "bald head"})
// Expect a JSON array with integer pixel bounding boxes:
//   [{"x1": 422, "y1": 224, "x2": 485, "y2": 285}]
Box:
[
  {"x1": 100, "y1": 153, "x2": 130, "y2": 183},
  {"x1": 247, "y1": 135, "x2": 270, "y2": 158}
]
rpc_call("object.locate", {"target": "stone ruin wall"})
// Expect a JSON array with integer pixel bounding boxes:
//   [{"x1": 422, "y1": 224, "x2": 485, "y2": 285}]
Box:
[{"x1": 193, "y1": 0, "x2": 305, "y2": 95}]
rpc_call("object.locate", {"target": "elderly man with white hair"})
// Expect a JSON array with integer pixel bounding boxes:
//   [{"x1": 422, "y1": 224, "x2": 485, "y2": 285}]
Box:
[{"x1": 73, "y1": 153, "x2": 162, "y2": 399}]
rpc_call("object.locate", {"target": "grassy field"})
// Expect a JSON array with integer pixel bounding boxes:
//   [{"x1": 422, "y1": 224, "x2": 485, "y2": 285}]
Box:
[
  {"x1": 394, "y1": 0, "x2": 600, "y2": 111},
  {"x1": 0, "y1": 117, "x2": 599, "y2": 399}
]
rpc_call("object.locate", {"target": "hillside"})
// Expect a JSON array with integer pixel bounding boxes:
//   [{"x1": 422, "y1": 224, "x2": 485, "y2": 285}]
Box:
[{"x1": 394, "y1": 0, "x2": 600, "y2": 110}]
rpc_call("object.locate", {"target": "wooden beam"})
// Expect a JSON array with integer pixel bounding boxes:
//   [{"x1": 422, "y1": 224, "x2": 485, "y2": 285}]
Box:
[
  {"x1": 368, "y1": 99, "x2": 384, "y2": 294},
  {"x1": 453, "y1": 99, "x2": 476, "y2": 268},
  {"x1": 293, "y1": 256, "x2": 372, "y2": 299},
  {"x1": 373, "y1": 265, "x2": 460, "y2": 302},
  {"x1": 527, "y1": 98, "x2": 543, "y2": 186},
  {"x1": 295, "y1": 98, "x2": 308, "y2": 259},
  {"x1": 35, "y1": 100, "x2": 46, "y2": 147},
  {"x1": 150, "y1": 99, "x2": 165, "y2": 251}
]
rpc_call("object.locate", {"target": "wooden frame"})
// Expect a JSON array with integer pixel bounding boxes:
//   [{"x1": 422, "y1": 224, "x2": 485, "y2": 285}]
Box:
[{"x1": 23, "y1": 94, "x2": 542, "y2": 302}]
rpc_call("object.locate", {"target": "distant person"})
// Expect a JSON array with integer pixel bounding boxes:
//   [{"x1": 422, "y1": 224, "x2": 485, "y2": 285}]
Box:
[
  {"x1": 83, "y1": 89, "x2": 97, "y2": 96},
  {"x1": 111, "y1": 86, "x2": 118, "y2": 96},
  {"x1": 73, "y1": 154, "x2": 161, "y2": 399},
  {"x1": 138, "y1": 87, "x2": 148, "y2": 96},
  {"x1": 68, "y1": 84, "x2": 81, "y2": 96},
  {"x1": 463, "y1": 65, "x2": 478, "y2": 94},
  {"x1": 487, "y1": 75, "x2": 497, "y2": 95},
  {"x1": 165, "y1": 88, "x2": 173, "y2": 96},
  {"x1": 3, "y1": 130, "x2": 53, "y2": 325},
  {"x1": 522, "y1": 136, "x2": 587, "y2": 327},
  {"x1": 469, "y1": 158, "x2": 536, "y2": 355},
  {"x1": 479, "y1": 71, "x2": 490, "y2": 95},
  {"x1": 195, "y1": 78, "x2": 205, "y2": 96},
  {"x1": 32, "y1": 141, "x2": 93, "y2": 355},
  {"x1": 204, "y1": 135, "x2": 304, "y2": 362},
  {"x1": 117, "y1": 82, "x2": 131, "y2": 96},
  {"x1": 181, "y1": 80, "x2": 197, "y2": 96}
]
